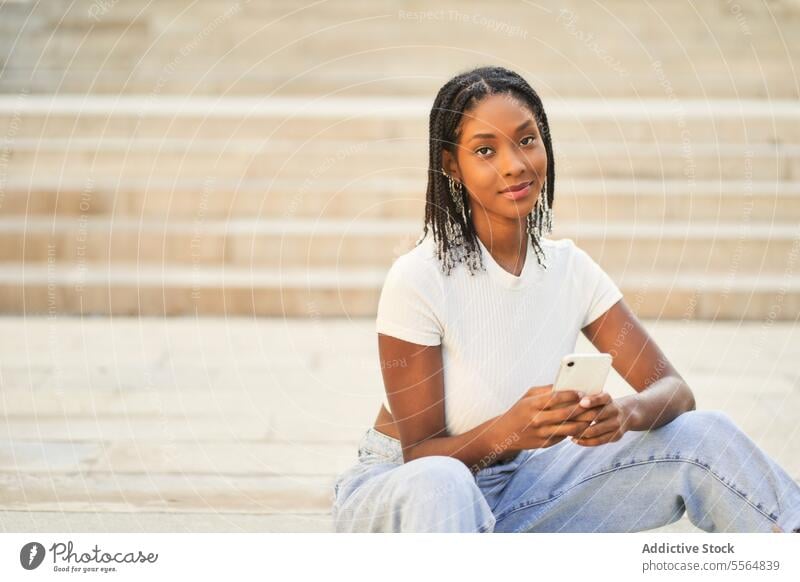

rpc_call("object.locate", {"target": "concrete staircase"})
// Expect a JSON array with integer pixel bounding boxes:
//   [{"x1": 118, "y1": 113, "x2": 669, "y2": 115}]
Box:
[{"x1": 1, "y1": 0, "x2": 799, "y2": 318}]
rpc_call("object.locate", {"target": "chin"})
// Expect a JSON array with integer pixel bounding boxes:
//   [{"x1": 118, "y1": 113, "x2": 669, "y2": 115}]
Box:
[{"x1": 499, "y1": 201, "x2": 536, "y2": 219}]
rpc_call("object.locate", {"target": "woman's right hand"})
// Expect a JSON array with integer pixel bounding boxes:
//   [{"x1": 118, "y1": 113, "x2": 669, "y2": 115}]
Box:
[{"x1": 504, "y1": 384, "x2": 594, "y2": 450}]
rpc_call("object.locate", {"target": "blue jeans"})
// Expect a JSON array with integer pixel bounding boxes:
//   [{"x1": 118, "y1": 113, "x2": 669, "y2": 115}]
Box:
[{"x1": 331, "y1": 410, "x2": 800, "y2": 532}]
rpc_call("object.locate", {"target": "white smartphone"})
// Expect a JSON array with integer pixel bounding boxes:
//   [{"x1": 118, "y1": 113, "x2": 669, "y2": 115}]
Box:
[{"x1": 553, "y1": 352, "x2": 613, "y2": 395}]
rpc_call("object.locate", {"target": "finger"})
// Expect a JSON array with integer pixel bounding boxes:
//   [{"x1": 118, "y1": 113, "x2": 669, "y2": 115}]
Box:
[
  {"x1": 531, "y1": 390, "x2": 583, "y2": 410},
  {"x1": 569, "y1": 408, "x2": 606, "y2": 423},
  {"x1": 547, "y1": 397, "x2": 586, "y2": 412},
  {"x1": 572, "y1": 431, "x2": 624, "y2": 447},
  {"x1": 571, "y1": 436, "x2": 608, "y2": 447},
  {"x1": 533, "y1": 420, "x2": 592, "y2": 437},
  {"x1": 534, "y1": 404, "x2": 587, "y2": 425},
  {"x1": 575, "y1": 419, "x2": 622, "y2": 440},
  {"x1": 578, "y1": 391, "x2": 612, "y2": 409},
  {"x1": 546, "y1": 390, "x2": 587, "y2": 408},
  {"x1": 530, "y1": 407, "x2": 584, "y2": 426},
  {"x1": 572, "y1": 405, "x2": 616, "y2": 423},
  {"x1": 577, "y1": 392, "x2": 611, "y2": 409}
]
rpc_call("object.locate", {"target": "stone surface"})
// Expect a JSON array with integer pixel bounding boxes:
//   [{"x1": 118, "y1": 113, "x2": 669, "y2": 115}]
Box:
[{"x1": 1, "y1": 317, "x2": 798, "y2": 532}]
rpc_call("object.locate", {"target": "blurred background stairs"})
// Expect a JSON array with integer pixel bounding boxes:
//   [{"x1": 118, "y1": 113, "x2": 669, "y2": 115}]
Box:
[{"x1": 1, "y1": 0, "x2": 800, "y2": 319}]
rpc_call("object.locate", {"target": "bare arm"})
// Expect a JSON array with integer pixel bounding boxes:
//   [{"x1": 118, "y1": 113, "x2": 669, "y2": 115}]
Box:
[
  {"x1": 582, "y1": 299, "x2": 696, "y2": 431},
  {"x1": 378, "y1": 333, "x2": 525, "y2": 474}
]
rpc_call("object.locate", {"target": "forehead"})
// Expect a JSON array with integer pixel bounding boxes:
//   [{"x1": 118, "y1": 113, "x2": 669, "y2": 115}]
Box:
[{"x1": 459, "y1": 93, "x2": 537, "y2": 138}]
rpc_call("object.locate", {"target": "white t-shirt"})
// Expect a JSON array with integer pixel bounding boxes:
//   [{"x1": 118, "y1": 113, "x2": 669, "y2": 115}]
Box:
[{"x1": 375, "y1": 232, "x2": 624, "y2": 437}]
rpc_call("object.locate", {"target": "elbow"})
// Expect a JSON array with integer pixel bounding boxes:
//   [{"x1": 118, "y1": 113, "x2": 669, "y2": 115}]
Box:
[
  {"x1": 400, "y1": 429, "x2": 449, "y2": 464},
  {"x1": 683, "y1": 382, "x2": 697, "y2": 412}
]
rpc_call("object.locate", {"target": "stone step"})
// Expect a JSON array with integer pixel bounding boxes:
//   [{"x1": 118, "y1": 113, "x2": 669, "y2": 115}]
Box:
[
  {"x1": 7, "y1": 36, "x2": 796, "y2": 68},
  {"x1": 4, "y1": 0, "x2": 798, "y2": 99},
  {"x1": 0, "y1": 510, "x2": 334, "y2": 532},
  {"x1": 13, "y1": 1, "x2": 798, "y2": 40},
  {"x1": 6, "y1": 14, "x2": 797, "y2": 66},
  {"x1": 4, "y1": 70, "x2": 800, "y2": 99},
  {"x1": 3, "y1": 179, "x2": 798, "y2": 223},
  {"x1": 4, "y1": 112, "x2": 800, "y2": 145},
  {"x1": 0, "y1": 440, "x2": 355, "y2": 476},
  {"x1": 19, "y1": 0, "x2": 800, "y2": 26},
  {"x1": 5, "y1": 140, "x2": 798, "y2": 181},
  {"x1": 0, "y1": 471, "x2": 335, "y2": 513},
  {"x1": 7, "y1": 5, "x2": 796, "y2": 54},
  {"x1": 0, "y1": 387, "x2": 378, "y2": 444},
  {"x1": 2, "y1": 219, "x2": 798, "y2": 272},
  {"x1": 0, "y1": 416, "x2": 326, "y2": 443},
  {"x1": 0, "y1": 262, "x2": 797, "y2": 319},
  {"x1": 2, "y1": 97, "x2": 799, "y2": 145}
]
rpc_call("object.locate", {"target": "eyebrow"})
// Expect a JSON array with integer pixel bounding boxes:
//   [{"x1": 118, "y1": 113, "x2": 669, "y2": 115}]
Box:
[{"x1": 468, "y1": 119, "x2": 536, "y2": 142}]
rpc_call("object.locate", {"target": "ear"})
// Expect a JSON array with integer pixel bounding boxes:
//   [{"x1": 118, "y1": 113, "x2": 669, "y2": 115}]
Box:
[{"x1": 441, "y1": 149, "x2": 462, "y2": 183}]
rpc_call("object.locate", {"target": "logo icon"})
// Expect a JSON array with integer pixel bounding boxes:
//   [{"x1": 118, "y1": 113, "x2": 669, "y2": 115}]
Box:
[{"x1": 20, "y1": 542, "x2": 46, "y2": 570}]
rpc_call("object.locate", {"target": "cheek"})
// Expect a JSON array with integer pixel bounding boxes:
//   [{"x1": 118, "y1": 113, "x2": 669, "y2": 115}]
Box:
[
  {"x1": 525, "y1": 145, "x2": 546, "y2": 167},
  {"x1": 533, "y1": 148, "x2": 548, "y2": 176},
  {"x1": 463, "y1": 162, "x2": 500, "y2": 193}
]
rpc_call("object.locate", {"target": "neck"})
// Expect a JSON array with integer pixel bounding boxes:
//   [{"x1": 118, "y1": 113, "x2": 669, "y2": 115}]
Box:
[{"x1": 469, "y1": 207, "x2": 528, "y2": 273}]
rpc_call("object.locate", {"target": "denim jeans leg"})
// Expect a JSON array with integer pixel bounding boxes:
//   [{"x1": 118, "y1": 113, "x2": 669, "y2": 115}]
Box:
[
  {"x1": 487, "y1": 410, "x2": 800, "y2": 533},
  {"x1": 332, "y1": 428, "x2": 496, "y2": 532}
]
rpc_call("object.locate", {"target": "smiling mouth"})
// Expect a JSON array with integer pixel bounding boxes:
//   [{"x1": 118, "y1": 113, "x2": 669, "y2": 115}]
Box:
[
  {"x1": 501, "y1": 182, "x2": 533, "y2": 201},
  {"x1": 501, "y1": 180, "x2": 532, "y2": 193}
]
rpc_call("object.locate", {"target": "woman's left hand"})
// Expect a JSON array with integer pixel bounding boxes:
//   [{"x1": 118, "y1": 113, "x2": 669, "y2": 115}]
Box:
[{"x1": 568, "y1": 392, "x2": 635, "y2": 446}]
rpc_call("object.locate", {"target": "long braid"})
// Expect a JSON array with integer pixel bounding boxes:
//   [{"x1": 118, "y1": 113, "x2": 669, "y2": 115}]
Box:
[{"x1": 416, "y1": 66, "x2": 556, "y2": 276}]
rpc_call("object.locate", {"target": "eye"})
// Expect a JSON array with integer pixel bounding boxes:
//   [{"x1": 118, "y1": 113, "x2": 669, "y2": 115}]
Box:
[
  {"x1": 475, "y1": 146, "x2": 494, "y2": 157},
  {"x1": 520, "y1": 135, "x2": 537, "y2": 146}
]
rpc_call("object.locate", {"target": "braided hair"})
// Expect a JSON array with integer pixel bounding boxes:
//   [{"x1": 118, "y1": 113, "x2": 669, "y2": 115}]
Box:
[{"x1": 416, "y1": 65, "x2": 556, "y2": 276}]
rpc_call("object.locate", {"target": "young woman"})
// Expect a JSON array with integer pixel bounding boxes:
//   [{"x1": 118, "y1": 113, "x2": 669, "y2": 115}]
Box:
[{"x1": 331, "y1": 65, "x2": 800, "y2": 533}]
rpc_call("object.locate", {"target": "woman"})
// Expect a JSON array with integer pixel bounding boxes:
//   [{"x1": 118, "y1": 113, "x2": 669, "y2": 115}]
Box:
[{"x1": 331, "y1": 65, "x2": 800, "y2": 533}]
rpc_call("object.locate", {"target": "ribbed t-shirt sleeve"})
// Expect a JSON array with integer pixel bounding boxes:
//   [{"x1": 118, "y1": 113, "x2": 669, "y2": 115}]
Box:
[
  {"x1": 573, "y1": 241, "x2": 624, "y2": 328},
  {"x1": 375, "y1": 255, "x2": 443, "y2": 346}
]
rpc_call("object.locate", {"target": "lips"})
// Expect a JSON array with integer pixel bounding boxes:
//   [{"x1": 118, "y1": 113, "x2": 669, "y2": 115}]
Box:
[
  {"x1": 502, "y1": 181, "x2": 532, "y2": 193},
  {"x1": 501, "y1": 181, "x2": 532, "y2": 201}
]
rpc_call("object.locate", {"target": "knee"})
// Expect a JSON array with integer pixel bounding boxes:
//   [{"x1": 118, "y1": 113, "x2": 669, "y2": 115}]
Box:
[
  {"x1": 658, "y1": 410, "x2": 744, "y2": 454},
  {"x1": 384, "y1": 456, "x2": 494, "y2": 532},
  {"x1": 670, "y1": 409, "x2": 738, "y2": 436},
  {"x1": 395, "y1": 456, "x2": 479, "y2": 506}
]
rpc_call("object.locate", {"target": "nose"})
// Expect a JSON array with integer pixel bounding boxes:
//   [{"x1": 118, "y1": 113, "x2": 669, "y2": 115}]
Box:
[{"x1": 500, "y1": 144, "x2": 527, "y2": 179}]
